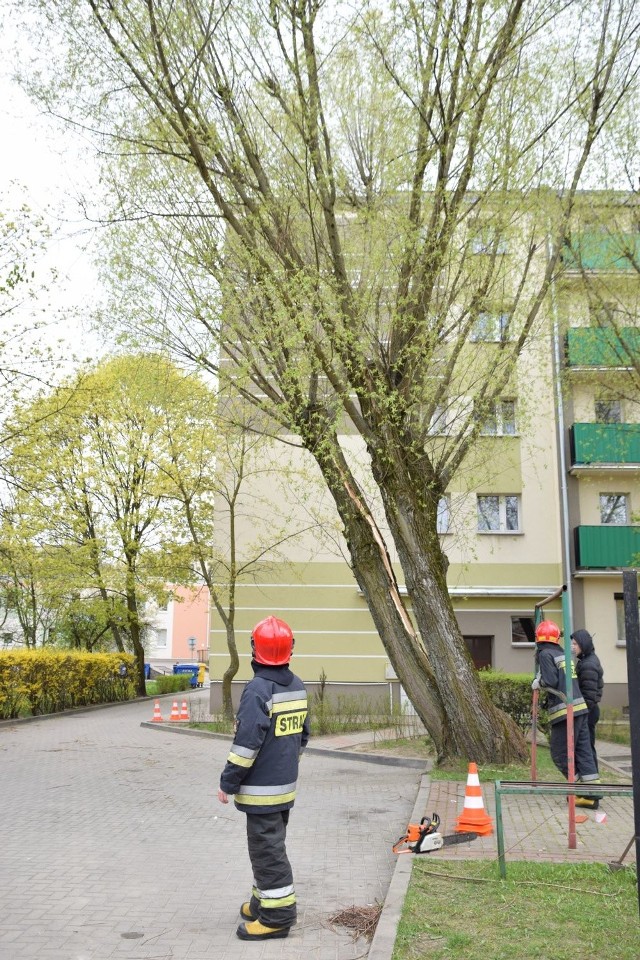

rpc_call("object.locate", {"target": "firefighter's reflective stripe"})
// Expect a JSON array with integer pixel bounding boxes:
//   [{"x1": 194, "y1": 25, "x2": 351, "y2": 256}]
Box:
[
  {"x1": 272, "y1": 690, "x2": 307, "y2": 706},
  {"x1": 272, "y1": 697, "x2": 307, "y2": 713},
  {"x1": 547, "y1": 701, "x2": 588, "y2": 721},
  {"x1": 255, "y1": 883, "x2": 296, "y2": 909},
  {"x1": 261, "y1": 892, "x2": 296, "y2": 908},
  {"x1": 236, "y1": 781, "x2": 297, "y2": 806},
  {"x1": 227, "y1": 743, "x2": 259, "y2": 768}
]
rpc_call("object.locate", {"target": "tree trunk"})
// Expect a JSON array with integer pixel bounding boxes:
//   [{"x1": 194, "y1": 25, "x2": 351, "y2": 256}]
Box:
[
  {"x1": 368, "y1": 432, "x2": 528, "y2": 762},
  {"x1": 124, "y1": 565, "x2": 146, "y2": 698},
  {"x1": 221, "y1": 620, "x2": 239, "y2": 721},
  {"x1": 301, "y1": 416, "x2": 527, "y2": 762}
]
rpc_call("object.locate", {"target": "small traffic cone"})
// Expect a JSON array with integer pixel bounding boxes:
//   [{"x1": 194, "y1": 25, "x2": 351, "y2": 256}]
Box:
[
  {"x1": 168, "y1": 700, "x2": 181, "y2": 722},
  {"x1": 150, "y1": 699, "x2": 164, "y2": 723},
  {"x1": 179, "y1": 700, "x2": 190, "y2": 722},
  {"x1": 455, "y1": 762, "x2": 494, "y2": 835}
]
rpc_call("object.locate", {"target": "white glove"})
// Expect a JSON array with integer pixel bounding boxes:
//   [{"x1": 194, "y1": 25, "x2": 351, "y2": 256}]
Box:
[{"x1": 531, "y1": 677, "x2": 540, "y2": 691}]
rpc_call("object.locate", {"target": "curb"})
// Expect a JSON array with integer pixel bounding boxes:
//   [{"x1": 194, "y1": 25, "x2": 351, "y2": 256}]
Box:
[
  {"x1": 368, "y1": 773, "x2": 431, "y2": 960},
  {"x1": 139, "y1": 720, "x2": 429, "y2": 769}
]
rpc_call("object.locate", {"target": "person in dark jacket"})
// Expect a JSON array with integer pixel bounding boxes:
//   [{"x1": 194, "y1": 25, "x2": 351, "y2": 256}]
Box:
[
  {"x1": 571, "y1": 629, "x2": 604, "y2": 772},
  {"x1": 533, "y1": 620, "x2": 602, "y2": 808},
  {"x1": 218, "y1": 616, "x2": 309, "y2": 942}
]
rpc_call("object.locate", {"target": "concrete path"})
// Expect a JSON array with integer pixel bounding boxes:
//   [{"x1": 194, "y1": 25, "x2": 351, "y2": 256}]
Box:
[
  {"x1": 0, "y1": 693, "x2": 423, "y2": 960},
  {"x1": 0, "y1": 692, "x2": 635, "y2": 960}
]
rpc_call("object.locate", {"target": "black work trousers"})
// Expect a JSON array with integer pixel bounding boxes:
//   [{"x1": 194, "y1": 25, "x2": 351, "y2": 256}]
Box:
[
  {"x1": 549, "y1": 712, "x2": 601, "y2": 792},
  {"x1": 586, "y1": 704, "x2": 600, "y2": 771},
  {"x1": 246, "y1": 810, "x2": 296, "y2": 928}
]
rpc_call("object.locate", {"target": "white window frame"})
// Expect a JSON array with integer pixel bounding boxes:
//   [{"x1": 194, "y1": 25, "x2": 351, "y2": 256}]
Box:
[
  {"x1": 480, "y1": 399, "x2": 517, "y2": 436},
  {"x1": 477, "y1": 494, "x2": 521, "y2": 533},
  {"x1": 428, "y1": 403, "x2": 454, "y2": 435},
  {"x1": 599, "y1": 493, "x2": 628, "y2": 525},
  {"x1": 469, "y1": 312, "x2": 510, "y2": 343},
  {"x1": 437, "y1": 495, "x2": 450, "y2": 534}
]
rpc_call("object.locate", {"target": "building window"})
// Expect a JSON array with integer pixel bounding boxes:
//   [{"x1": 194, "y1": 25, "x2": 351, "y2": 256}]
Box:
[
  {"x1": 480, "y1": 399, "x2": 516, "y2": 435},
  {"x1": 600, "y1": 493, "x2": 628, "y2": 525},
  {"x1": 428, "y1": 403, "x2": 453, "y2": 435},
  {"x1": 477, "y1": 494, "x2": 521, "y2": 532},
  {"x1": 595, "y1": 398, "x2": 622, "y2": 424},
  {"x1": 614, "y1": 592, "x2": 640, "y2": 647},
  {"x1": 437, "y1": 495, "x2": 450, "y2": 534},
  {"x1": 155, "y1": 628, "x2": 168, "y2": 648},
  {"x1": 511, "y1": 616, "x2": 536, "y2": 644},
  {"x1": 469, "y1": 312, "x2": 510, "y2": 343},
  {"x1": 615, "y1": 597, "x2": 626, "y2": 646}
]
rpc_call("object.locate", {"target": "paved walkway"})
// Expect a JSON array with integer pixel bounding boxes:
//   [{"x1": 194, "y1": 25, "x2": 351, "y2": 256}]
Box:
[
  {"x1": 0, "y1": 693, "x2": 423, "y2": 960},
  {"x1": 0, "y1": 693, "x2": 635, "y2": 960}
]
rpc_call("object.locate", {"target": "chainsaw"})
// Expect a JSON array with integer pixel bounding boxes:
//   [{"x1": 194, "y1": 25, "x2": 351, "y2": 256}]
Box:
[{"x1": 392, "y1": 812, "x2": 478, "y2": 855}]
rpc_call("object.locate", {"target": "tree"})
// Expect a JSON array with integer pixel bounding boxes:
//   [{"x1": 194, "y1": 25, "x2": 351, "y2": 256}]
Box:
[
  {"x1": 23, "y1": 0, "x2": 640, "y2": 758},
  {"x1": 2, "y1": 353, "x2": 219, "y2": 693},
  {"x1": 161, "y1": 400, "x2": 325, "y2": 719}
]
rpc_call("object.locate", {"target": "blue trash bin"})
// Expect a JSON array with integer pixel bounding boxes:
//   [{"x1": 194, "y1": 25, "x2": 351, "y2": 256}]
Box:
[
  {"x1": 144, "y1": 663, "x2": 151, "y2": 680},
  {"x1": 173, "y1": 664, "x2": 199, "y2": 688}
]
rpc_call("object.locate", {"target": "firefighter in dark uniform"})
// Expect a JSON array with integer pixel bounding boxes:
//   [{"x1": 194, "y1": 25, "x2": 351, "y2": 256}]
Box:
[
  {"x1": 217, "y1": 616, "x2": 309, "y2": 941},
  {"x1": 533, "y1": 620, "x2": 602, "y2": 808}
]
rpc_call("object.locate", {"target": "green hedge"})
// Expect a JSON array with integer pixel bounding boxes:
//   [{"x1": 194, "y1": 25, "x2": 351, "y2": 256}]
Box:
[
  {"x1": 0, "y1": 650, "x2": 137, "y2": 719},
  {"x1": 147, "y1": 675, "x2": 193, "y2": 695},
  {"x1": 480, "y1": 671, "x2": 549, "y2": 734}
]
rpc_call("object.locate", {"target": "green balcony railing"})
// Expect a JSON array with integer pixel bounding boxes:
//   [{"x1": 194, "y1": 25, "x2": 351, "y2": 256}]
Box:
[
  {"x1": 565, "y1": 327, "x2": 640, "y2": 367},
  {"x1": 575, "y1": 525, "x2": 640, "y2": 569},
  {"x1": 571, "y1": 422, "x2": 640, "y2": 465},
  {"x1": 561, "y1": 232, "x2": 640, "y2": 271}
]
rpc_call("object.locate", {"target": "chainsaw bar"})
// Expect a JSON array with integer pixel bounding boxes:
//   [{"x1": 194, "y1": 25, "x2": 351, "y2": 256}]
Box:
[{"x1": 441, "y1": 831, "x2": 478, "y2": 846}]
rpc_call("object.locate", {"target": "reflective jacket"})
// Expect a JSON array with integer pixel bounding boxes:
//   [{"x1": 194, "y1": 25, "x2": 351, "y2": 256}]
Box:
[
  {"x1": 219, "y1": 661, "x2": 309, "y2": 814},
  {"x1": 536, "y1": 641, "x2": 588, "y2": 725}
]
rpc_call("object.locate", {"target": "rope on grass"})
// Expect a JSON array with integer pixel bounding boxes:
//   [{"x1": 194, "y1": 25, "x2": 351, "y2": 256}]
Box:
[{"x1": 414, "y1": 870, "x2": 618, "y2": 897}]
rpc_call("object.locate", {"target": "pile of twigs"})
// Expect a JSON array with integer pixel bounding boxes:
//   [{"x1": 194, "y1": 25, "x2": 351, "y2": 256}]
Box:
[{"x1": 328, "y1": 903, "x2": 382, "y2": 941}]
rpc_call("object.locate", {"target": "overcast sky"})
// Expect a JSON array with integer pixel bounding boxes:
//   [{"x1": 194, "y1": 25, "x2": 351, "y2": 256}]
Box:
[{"x1": 1, "y1": 22, "x2": 105, "y2": 375}]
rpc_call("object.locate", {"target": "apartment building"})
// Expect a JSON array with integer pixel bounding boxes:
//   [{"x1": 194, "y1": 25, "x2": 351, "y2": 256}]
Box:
[
  {"x1": 208, "y1": 193, "x2": 638, "y2": 712},
  {"x1": 555, "y1": 197, "x2": 640, "y2": 709}
]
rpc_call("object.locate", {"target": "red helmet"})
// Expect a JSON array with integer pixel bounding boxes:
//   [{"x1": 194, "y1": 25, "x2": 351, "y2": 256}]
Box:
[
  {"x1": 251, "y1": 616, "x2": 294, "y2": 665},
  {"x1": 535, "y1": 620, "x2": 561, "y2": 644}
]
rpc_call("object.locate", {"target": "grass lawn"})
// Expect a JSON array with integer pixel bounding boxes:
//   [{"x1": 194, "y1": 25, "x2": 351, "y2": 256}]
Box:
[{"x1": 393, "y1": 859, "x2": 639, "y2": 960}]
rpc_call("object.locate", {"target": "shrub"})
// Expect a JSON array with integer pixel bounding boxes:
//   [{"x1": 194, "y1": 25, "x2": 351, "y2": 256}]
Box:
[
  {"x1": 479, "y1": 671, "x2": 549, "y2": 735},
  {"x1": 152, "y1": 674, "x2": 193, "y2": 695},
  {"x1": 0, "y1": 650, "x2": 137, "y2": 719}
]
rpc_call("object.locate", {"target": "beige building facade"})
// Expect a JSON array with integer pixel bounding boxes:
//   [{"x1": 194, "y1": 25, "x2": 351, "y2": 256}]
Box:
[{"x1": 209, "y1": 194, "x2": 638, "y2": 714}]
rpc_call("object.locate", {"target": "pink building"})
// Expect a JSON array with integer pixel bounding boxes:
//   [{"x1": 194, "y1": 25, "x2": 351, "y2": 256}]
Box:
[{"x1": 148, "y1": 585, "x2": 210, "y2": 663}]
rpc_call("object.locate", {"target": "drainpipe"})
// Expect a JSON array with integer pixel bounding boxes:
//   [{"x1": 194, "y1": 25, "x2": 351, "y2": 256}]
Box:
[{"x1": 547, "y1": 233, "x2": 574, "y2": 630}]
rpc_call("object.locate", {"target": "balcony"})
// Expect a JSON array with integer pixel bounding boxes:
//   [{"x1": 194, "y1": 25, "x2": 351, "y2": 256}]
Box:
[
  {"x1": 565, "y1": 327, "x2": 640, "y2": 368},
  {"x1": 561, "y1": 232, "x2": 640, "y2": 272},
  {"x1": 571, "y1": 423, "x2": 640, "y2": 467},
  {"x1": 575, "y1": 525, "x2": 640, "y2": 569}
]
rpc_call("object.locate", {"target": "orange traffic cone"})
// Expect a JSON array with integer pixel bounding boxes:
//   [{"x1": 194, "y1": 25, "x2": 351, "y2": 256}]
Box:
[
  {"x1": 455, "y1": 762, "x2": 494, "y2": 835},
  {"x1": 151, "y1": 699, "x2": 164, "y2": 723},
  {"x1": 168, "y1": 700, "x2": 181, "y2": 722},
  {"x1": 179, "y1": 700, "x2": 190, "y2": 722}
]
